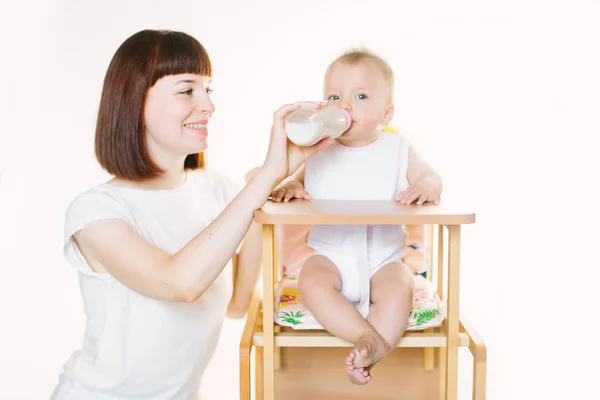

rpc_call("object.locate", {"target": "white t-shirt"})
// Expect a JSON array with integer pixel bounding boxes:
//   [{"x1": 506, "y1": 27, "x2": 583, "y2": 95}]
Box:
[{"x1": 51, "y1": 168, "x2": 240, "y2": 400}]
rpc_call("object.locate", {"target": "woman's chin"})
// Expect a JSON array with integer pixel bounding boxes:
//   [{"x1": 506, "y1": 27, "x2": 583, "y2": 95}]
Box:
[{"x1": 187, "y1": 138, "x2": 208, "y2": 153}]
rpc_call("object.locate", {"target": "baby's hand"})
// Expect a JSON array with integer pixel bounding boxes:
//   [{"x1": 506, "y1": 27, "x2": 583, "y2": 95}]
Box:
[
  {"x1": 270, "y1": 179, "x2": 309, "y2": 202},
  {"x1": 395, "y1": 182, "x2": 440, "y2": 205}
]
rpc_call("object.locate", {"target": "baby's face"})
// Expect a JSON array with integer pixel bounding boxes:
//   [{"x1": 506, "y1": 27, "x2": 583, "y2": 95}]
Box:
[{"x1": 323, "y1": 61, "x2": 393, "y2": 145}]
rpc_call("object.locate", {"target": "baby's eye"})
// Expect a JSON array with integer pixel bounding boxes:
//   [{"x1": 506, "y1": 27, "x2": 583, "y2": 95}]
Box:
[
  {"x1": 328, "y1": 95, "x2": 340, "y2": 101},
  {"x1": 356, "y1": 93, "x2": 368, "y2": 100}
]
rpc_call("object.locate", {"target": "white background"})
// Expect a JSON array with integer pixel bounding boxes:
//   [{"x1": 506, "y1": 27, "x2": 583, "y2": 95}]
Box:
[{"x1": 1, "y1": 0, "x2": 599, "y2": 399}]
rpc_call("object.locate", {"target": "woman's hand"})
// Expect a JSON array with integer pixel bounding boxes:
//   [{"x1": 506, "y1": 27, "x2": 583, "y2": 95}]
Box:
[{"x1": 261, "y1": 101, "x2": 334, "y2": 185}]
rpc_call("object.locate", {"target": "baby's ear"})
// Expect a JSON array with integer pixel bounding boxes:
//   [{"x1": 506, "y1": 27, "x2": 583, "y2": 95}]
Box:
[{"x1": 382, "y1": 104, "x2": 395, "y2": 126}]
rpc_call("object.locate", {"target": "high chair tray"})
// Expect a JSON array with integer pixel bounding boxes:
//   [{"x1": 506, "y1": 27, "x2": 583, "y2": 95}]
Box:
[{"x1": 255, "y1": 199, "x2": 476, "y2": 225}]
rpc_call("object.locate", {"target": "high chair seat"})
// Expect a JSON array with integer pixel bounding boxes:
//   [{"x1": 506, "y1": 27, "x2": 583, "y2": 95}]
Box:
[{"x1": 275, "y1": 274, "x2": 444, "y2": 331}]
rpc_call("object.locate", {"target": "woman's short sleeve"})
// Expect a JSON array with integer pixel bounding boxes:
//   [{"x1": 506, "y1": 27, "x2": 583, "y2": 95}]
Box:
[{"x1": 63, "y1": 190, "x2": 135, "y2": 276}]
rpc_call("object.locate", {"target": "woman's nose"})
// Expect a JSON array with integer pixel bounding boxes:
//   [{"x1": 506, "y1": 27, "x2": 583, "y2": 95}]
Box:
[{"x1": 196, "y1": 94, "x2": 215, "y2": 115}]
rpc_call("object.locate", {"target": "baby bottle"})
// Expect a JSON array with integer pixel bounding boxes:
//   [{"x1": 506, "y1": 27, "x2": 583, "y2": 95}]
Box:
[{"x1": 284, "y1": 106, "x2": 351, "y2": 146}]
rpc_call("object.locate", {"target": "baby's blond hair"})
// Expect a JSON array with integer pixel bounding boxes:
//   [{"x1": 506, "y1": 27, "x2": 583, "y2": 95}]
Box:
[{"x1": 325, "y1": 48, "x2": 394, "y2": 94}]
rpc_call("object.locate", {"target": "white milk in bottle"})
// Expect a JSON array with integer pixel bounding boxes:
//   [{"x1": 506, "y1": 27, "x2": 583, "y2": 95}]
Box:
[{"x1": 285, "y1": 106, "x2": 351, "y2": 146}]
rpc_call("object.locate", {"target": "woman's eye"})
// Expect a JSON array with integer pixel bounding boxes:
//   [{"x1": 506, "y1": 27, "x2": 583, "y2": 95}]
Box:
[
  {"x1": 181, "y1": 89, "x2": 193, "y2": 95},
  {"x1": 328, "y1": 95, "x2": 340, "y2": 101},
  {"x1": 206, "y1": 87, "x2": 214, "y2": 94},
  {"x1": 357, "y1": 93, "x2": 368, "y2": 100}
]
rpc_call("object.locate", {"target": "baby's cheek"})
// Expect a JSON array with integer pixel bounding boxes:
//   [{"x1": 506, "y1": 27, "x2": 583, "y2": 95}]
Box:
[{"x1": 361, "y1": 116, "x2": 381, "y2": 131}]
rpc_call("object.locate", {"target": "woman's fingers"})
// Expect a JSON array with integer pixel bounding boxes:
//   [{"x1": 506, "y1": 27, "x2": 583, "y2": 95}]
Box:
[
  {"x1": 301, "y1": 136, "x2": 335, "y2": 159},
  {"x1": 272, "y1": 103, "x2": 301, "y2": 125},
  {"x1": 273, "y1": 101, "x2": 326, "y2": 128},
  {"x1": 293, "y1": 100, "x2": 328, "y2": 109}
]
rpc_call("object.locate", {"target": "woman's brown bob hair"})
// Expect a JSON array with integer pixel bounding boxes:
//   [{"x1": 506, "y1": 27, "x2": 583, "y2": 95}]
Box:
[{"x1": 95, "y1": 29, "x2": 212, "y2": 180}]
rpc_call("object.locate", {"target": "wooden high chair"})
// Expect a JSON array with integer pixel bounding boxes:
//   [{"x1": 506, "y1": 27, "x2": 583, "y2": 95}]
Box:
[{"x1": 240, "y1": 199, "x2": 486, "y2": 400}]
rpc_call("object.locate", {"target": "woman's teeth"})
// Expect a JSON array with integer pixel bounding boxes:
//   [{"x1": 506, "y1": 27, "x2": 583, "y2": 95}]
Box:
[{"x1": 184, "y1": 123, "x2": 206, "y2": 129}]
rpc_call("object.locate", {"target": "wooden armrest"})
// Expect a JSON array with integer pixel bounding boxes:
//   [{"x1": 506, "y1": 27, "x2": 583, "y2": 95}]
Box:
[
  {"x1": 460, "y1": 318, "x2": 487, "y2": 362},
  {"x1": 240, "y1": 290, "x2": 261, "y2": 352}
]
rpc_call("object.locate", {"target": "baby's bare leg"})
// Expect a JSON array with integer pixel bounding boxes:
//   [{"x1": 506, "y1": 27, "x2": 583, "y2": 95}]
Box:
[
  {"x1": 299, "y1": 255, "x2": 377, "y2": 344},
  {"x1": 299, "y1": 255, "x2": 378, "y2": 384},
  {"x1": 345, "y1": 261, "x2": 414, "y2": 371},
  {"x1": 367, "y1": 262, "x2": 414, "y2": 351},
  {"x1": 343, "y1": 262, "x2": 414, "y2": 380}
]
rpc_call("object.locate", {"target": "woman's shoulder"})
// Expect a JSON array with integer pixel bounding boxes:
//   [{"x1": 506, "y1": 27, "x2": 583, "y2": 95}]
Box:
[
  {"x1": 64, "y1": 183, "x2": 136, "y2": 233},
  {"x1": 66, "y1": 182, "x2": 129, "y2": 212},
  {"x1": 62, "y1": 183, "x2": 138, "y2": 276}
]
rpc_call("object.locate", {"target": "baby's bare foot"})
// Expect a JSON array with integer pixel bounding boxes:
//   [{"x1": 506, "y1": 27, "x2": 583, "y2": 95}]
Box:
[
  {"x1": 344, "y1": 363, "x2": 371, "y2": 385},
  {"x1": 348, "y1": 331, "x2": 391, "y2": 369}
]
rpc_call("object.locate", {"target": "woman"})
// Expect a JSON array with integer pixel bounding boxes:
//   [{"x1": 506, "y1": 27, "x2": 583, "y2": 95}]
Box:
[{"x1": 51, "y1": 29, "x2": 332, "y2": 400}]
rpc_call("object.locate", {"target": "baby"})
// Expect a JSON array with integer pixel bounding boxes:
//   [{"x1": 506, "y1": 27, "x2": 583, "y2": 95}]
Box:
[{"x1": 271, "y1": 49, "x2": 442, "y2": 385}]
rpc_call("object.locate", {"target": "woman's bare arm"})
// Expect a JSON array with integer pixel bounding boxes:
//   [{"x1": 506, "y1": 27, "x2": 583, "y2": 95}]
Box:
[
  {"x1": 74, "y1": 169, "x2": 278, "y2": 303},
  {"x1": 74, "y1": 102, "x2": 333, "y2": 303},
  {"x1": 226, "y1": 221, "x2": 262, "y2": 318}
]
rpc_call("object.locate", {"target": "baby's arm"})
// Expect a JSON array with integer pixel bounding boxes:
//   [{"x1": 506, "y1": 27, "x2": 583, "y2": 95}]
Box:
[
  {"x1": 396, "y1": 146, "x2": 443, "y2": 205},
  {"x1": 270, "y1": 163, "x2": 308, "y2": 202}
]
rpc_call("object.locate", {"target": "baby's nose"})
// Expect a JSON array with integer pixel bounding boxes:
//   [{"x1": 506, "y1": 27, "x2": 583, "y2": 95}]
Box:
[{"x1": 339, "y1": 100, "x2": 352, "y2": 112}]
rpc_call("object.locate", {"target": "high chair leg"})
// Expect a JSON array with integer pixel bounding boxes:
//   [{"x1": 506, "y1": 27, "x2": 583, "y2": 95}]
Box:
[
  {"x1": 255, "y1": 346, "x2": 264, "y2": 400},
  {"x1": 423, "y1": 225, "x2": 436, "y2": 372},
  {"x1": 262, "y1": 224, "x2": 276, "y2": 400},
  {"x1": 472, "y1": 351, "x2": 487, "y2": 400},
  {"x1": 274, "y1": 325, "x2": 281, "y2": 371},
  {"x1": 444, "y1": 225, "x2": 461, "y2": 400},
  {"x1": 240, "y1": 346, "x2": 251, "y2": 400},
  {"x1": 460, "y1": 319, "x2": 487, "y2": 400},
  {"x1": 423, "y1": 334, "x2": 435, "y2": 371},
  {"x1": 423, "y1": 347, "x2": 434, "y2": 371},
  {"x1": 437, "y1": 344, "x2": 447, "y2": 400},
  {"x1": 240, "y1": 291, "x2": 260, "y2": 400},
  {"x1": 273, "y1": 226, "x2": 281, "y2": 373}
]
